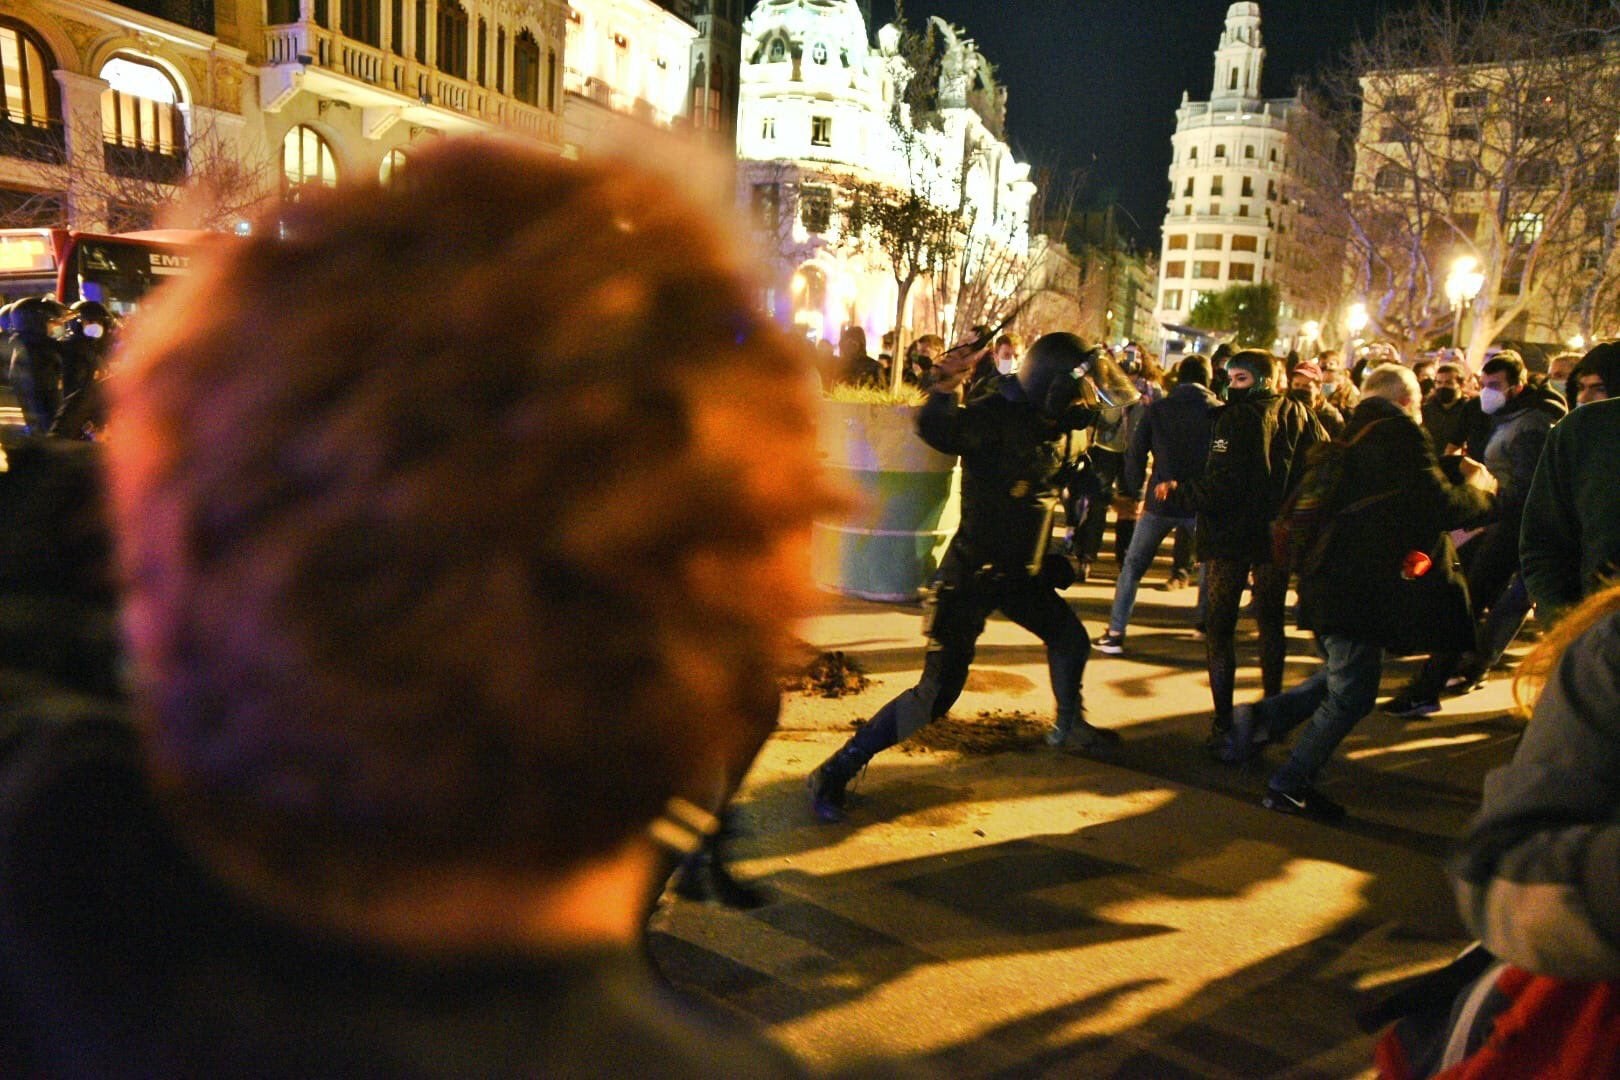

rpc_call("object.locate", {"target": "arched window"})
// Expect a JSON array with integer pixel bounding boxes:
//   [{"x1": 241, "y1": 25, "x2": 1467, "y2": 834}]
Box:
[
  {"x1": 100, "y1": 56, "x2": 185, "y2": 180},
  {"x1": 768, "y1": 38, "x2": 785, "y2": 62},
  {"x1": 545, "y1": 49, "x2": 557, "y2": 112},
  {"x1": 341, "y1": 0, "x2": 380, "y2": 47},
  {"x1": 436, "y1": 1, "x2": 468, "y2": 78},
  {"x1": 283, "y1": 124, "x2": 338, "y2": 193},
  {"x1": 476, "y1": 18, "x2": 487, "y2": 85},
  {"x1": 495, "y1": 27, "x2": 506, "y2": 92},
  {"x1": 379, "y1": 146, "x2": 406, "y2": 186},
  {"x1": 513, "y1": 30, "x2": 539, "y2": 106},
  {"x1": 1, "y1": 19, "x2": 61, "y2": 150}
]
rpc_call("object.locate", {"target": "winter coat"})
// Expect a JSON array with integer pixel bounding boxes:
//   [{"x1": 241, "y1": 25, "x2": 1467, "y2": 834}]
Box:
[
  {"x1": 1121, "y1": 381, "x2": 1218, "y2": 515},
  {"x1": 1295, "y1": 396, "x2": 1493, "y2": 645},
  {"x1": 1450, "y1": 609, "x2": 1620, "y2": 981},
  {"x1": 1421, "y1": 394, "x2": 1471, "y2": 453},
  {"x1": 1520, "y1": 397, "x2": 1620, "y2": 621},
  {"x1": 918, "y1": 376, "x2": 1095, "y2": 576},
  {"x1": 1482, "y1": 385, "x2": 1564, "y2": 521},
  {"x1": 1161, "y1": 387, "x2": 1320, "y2": 563}
]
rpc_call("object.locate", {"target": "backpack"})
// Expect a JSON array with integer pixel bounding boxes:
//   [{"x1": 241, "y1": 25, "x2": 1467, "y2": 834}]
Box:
[{"x1": 1271, "y1": 417, "x2": 1391, "y2": 575}]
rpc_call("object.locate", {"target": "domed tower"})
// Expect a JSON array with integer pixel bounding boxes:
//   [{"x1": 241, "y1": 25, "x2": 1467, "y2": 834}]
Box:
[{"x1": 1211, "y1": 2, "x2": 1264, "y2": 108}]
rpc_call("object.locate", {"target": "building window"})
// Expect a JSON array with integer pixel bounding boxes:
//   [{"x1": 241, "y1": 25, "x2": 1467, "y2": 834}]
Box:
[
  {"x1": 1445, "y1": 161, "x2": 1477, "y2": 190},
  {"x1": 495, "y1": 28, "x2": 505, "y2": 92},
  {"x1": 1245, "y1": 144, "x2": 1255, "y2": 159},
  {"x1": 1, "y1": 22, "x2": 60, "y2": 139},
  {"x1": 1230, "y1": 235, "x2": 1258, "y2": 252},
  {"x1": 1167, "y1": 233, "x2": 1188, "y2": 250},
  {"x1": 513, "y1": 30, "x2": 539, "y2": 105},
  {"x1": 1189, "y1": 146, "x2": 1198, "y2": 161},
  {"x1": 1267, "y1": 179, "x2": 1278, "y2": 201},
  {"x1": 414, "y1": 0, "x2": 426, "y2": 62},
  {"x1": 1269, "y1": 147, "x2": 1277, "y2": 163},
  {"x1": 379, "y1": 146, "x2": 407, "y2": 185},
  {"x1": 811, "y1": 41, "x2": 827, "y2": 65},
  {"x1": 1165, "y1": 261, "x2": 1185, "y2": 278},
  {"x1": 800, "y1": 186, "x2": 831, "y2": 234},
  {"x1": 1240, "y1": 176, "x2": 1253, "y2": 197},
  {"x1": 437, "y1": 1, "x2": 468, "y2": 78},
  {"x1": 1210, "y1": 176, "x2": 1224, "y2": 196},
  {"x1": 1228, "y1": 262, "x2": 1255, "y2": 281},
  {"x1": 1214, "y1": 144, "x2": 1226, "y2": 158},
  {"x1": 1449, "y1": 123, "x2": 1480, "y2": 142},
  {"x1": 760, "y1": 116, "x2": 775, "y2": 140},
  {"x1": 1194, "y1": 233, "x2": 1223, "y2": 250},
  {"x1": 1193, "y1": 261, "x2": 1221, "y2": 279},
  {"x1": 768, "y1": 38, "x2": 785, "y2": 62},
  {"x1": 390, "y1": 0, "x2": 402, "y2": 54},
  {"x1": 1163, "y1": 289, "x2": 1183, "y2": 310},
  {"x1": 1386, "y1": 94, "x2": 1417, "y2": 113},
  {"x1": 810, "y1": 115, "x2": 831, "y2": 147},
  {"x1": 1374, "y1": 164, "x2": 1408, "y2": 191},
  {"x1": 475, "y1": 18, "x2": 487, "y2": 85},
  {"x1": 1519, "y1": 120, "x2": 1558, "y2": 141},
  {"x1": 99, "y1": 56, "x2": 186, "y2": 181},
  {"x1": 546, "y1": 49, "x2": 557, "y2": 111},
  {"x1": 282, "y1": 124, "x2": 338, "y2": 193},
  {"x1": 1237, "y1": 204, "x2": 1249, "y2": 217},
  {"x1": 1228, "y1": 67, "x2": 1238, "y2": 90},
  {"x1": 1453, "y1": 89, "x2": 1488, "y2": 110},
  {"x1": 1509, "y1": 212, "x2": 1544, "y2": 245},
  {"x1": 1183, "y1": 177, "x2": 1194, "y2": 197},
  {"x1": 342, "y1": 0, "x2": 381, "y2": 46}
]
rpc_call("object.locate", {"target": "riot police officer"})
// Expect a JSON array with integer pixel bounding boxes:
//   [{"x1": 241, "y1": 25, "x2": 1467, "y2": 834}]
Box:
[
  {"x1": 6, "y1": 296, "x2": 68, "y2": 436},
  {"x1": 51, "y1": 300, "x2": 115, "y2": 438},
  {"x1": 807, "y1": 333, "x2": 1122, "y2": 824}
]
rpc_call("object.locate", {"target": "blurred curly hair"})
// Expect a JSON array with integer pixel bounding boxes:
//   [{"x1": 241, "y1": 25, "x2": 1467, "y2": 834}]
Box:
[{"x1": 107, "y1": 137, "x2": 844, "y2": 897}]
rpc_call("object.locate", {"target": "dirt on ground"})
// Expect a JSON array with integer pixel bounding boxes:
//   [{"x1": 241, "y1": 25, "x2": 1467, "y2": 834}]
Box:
[{"x1": 780, "y1": 650, "x2": 870, "y2": 698}]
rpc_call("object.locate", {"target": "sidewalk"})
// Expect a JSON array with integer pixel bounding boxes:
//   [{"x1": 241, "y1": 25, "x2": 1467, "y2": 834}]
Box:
[{"x1": 649, "y1": 559, "x2": 1524, "y2": 1077}]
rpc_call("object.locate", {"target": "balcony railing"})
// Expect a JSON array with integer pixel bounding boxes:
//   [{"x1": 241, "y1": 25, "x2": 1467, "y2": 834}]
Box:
[
  {"x1": 104, "y1": 141, "x2": 187, "y2": 184},
  {"x1": 263, "y1": 21, "x2": 555, "y2": 137},
  {"x1": 0, "y1": 116, "x2": 66, "y2": 164}
]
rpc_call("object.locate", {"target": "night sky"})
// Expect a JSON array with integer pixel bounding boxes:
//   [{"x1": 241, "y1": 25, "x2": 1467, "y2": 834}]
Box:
[{"x1": 864, "y1": 0, "x2": 1423, "y2": 246}]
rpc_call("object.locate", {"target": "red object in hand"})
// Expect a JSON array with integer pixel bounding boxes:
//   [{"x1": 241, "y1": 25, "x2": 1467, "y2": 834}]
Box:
[{"x1": 1402, "y1": 550, "x2": 1433, "y2": 579}]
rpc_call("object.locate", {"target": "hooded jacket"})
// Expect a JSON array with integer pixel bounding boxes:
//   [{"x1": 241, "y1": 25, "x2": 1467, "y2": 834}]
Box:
[
  {"x1": 1295, "y1": 397, "x2": 1493, "y2": 645},
  {"x1": 1121, "y1": 381, "x2": 1218, "y2": 515},
  {"x1": 1520, "y1": 397, "x2": 1620, "y2": 620},
  {"x1": 1161, "y1": 387, "x2": 1321, "y2": 562},
  {"x1": 1482, "y1": 383, "x2": 1565, "y2": 521}
]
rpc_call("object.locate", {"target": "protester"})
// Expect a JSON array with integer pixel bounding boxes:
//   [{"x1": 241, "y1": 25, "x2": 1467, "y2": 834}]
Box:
[
  {"x1": 1319, "y1": 348, "x2": 1359, "y2": 416},
  {"x1": 1521, "y1": 347, "x2": 1620, "y2": 624},
  {"x1": 1095, "y1": 354, "x2": 1217, "y2": 655},
  {"x1": 1218, "y1": 366, "x2": 1494, "y2": 820},
  {"x1": 838, "y1": 324, "x2": 883, "y2": 387},
  {"x1": 1156, "y1": 349, "x2": 1321, "y2": 743},
  {"x1": 807, "y1": 334, "x2": 1121, "y2": 824},
  {"x1": 1288, "y1": 360, "x2": 1346, "y2": 438},
  {"x1": 1063, "y1": 348, "x2": 1141, "y2": 580},
  {"x1": 0, "y1": 138, "x2": 835, "y2": 1076},
  {"x1": 1421, "y1": 361, "x2": 1471, "y2": 453},
  {"x1": 1411, "y1": 356, "x2": 1437, "y2": 400},
  {"x1": 1565, "y1": 340, "x2": 1620, "y2": 407},
  {"x1": 1388, "y1": 351, "x2": 1564, "y2": 715}
]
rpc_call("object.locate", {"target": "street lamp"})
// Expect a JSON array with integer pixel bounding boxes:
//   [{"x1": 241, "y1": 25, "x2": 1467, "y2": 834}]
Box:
[
  {"x1": 1346, "y1": 302, "x2": 1370, "y2": 347},
  {"x1": 1445, "y1": 254, "x2": 1486, "y2": 358},
  {"x1": 1569, "y1": 333, "x2": 1587, "y2": 352}
]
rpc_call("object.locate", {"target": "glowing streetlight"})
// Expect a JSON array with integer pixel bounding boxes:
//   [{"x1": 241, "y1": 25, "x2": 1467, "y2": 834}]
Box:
[
  {"x1": 1301, "y1": 320, "x2": 1321, "y2": 348},
  {"x1": 1444, "y1": 254, "x2": 1486, "y2": 355},
  {"x1": 1346, "y1": 302, "x2": 1370, "y2": 339},
  {"x1": 1569, "y1": 334, "x2": 1587, "y2": 352}
]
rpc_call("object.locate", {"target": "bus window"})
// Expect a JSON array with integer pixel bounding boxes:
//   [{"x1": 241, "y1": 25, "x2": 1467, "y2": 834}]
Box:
[
  {"x1": 0, "y1": 230, "x2": 60, "y2": 305},
  {"x1": 71, "y1": 239, "x2": 193, "y2": 314}
]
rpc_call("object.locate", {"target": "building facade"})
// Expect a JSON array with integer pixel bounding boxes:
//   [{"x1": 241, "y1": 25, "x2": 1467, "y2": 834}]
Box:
[
  {"x1": 561, "y1": 0, "x2": 695, "y2": 154},
  {"x1": 1153, "y1": 2, "x2": 1322, "y2": 351},
  {"x1": 1, "y1": 0, "x2": 569, "y2": 233}
]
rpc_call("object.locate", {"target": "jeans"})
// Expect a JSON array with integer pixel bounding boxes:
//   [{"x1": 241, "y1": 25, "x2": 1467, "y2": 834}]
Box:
[
  {"x1": 1257, "y1": 635, "x2": 1383, "y2": 793},
  {"x1": 1107, "y1": 511, "x2": 1198, "y2": 633},
  {"x1": 1203, "y1": 557, "x2": 1290, "y2": 720}
]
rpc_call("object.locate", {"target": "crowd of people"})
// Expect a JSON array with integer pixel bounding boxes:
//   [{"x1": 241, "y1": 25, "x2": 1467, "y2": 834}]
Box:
[{"x1": 0, "y1": 134, "x2": 1615, "y2": 1072}]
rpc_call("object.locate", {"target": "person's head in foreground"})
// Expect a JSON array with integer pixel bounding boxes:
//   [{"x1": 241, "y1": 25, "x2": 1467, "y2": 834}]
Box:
[{"x1": 107, "y1": 136, "x2": 842, "y2": 951}]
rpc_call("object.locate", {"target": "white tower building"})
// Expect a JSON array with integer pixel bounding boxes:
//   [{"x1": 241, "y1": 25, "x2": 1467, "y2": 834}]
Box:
[{"x1": 1154, "y1": 3, "x2": 1312, "y2": 351}]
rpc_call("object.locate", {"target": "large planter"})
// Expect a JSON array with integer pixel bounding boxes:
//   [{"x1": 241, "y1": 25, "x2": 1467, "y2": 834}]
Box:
[{"x1": 812, "y1": 399, "x2": 961, "y2": 602}]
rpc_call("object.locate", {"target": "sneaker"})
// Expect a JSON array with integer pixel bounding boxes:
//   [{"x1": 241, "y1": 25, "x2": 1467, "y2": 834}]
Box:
[
  {"x1": 1047, "y1": 721, "x2": 1122, "y2": 751},
  {"x1": 1204, "y1": 715, "x2": 1232, "y2": 750},
  {"x1": 1076, "y1": 560, "x2": 1092, "y2": 584},
  {"x1": 1216, "y1": 703, "x2": 1268, "y2": 764},
  {"x1": 806, "y1": 764, "x2": 849, "y2": 823},
  {"x1": 1094, "y1": 631, "x2": 1126, "y2": 655},
  {"x1": 1158, "y1": 575, "x2": 1190, "y2": 592},
  {"x1": 1262, "y1": 784, "x2": 1347, "y2": 823},
  {"x1": 1384, "y1": 694, "x2": 1441, "y2": 718},
  {"x1": 1444, "y1": 671, "x2": 1486, "y2": 695}
]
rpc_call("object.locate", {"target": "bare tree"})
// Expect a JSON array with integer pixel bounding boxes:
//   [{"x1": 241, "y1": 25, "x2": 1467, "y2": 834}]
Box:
[{"x1": 1301, "y1": 0, "x2": 1620, "y2": 365}]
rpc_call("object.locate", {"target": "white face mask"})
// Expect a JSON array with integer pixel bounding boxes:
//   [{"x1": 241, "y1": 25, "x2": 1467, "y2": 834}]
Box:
[
  {"x1": 1479, "y1": 387, "x2": 1508, "y2": 415},
  {"x1": 83, "y1": 322, "x2": 105, "y2": 340},
  {"x1": 1322, "y1": 378, "x2": 1340, "y2": 393}
]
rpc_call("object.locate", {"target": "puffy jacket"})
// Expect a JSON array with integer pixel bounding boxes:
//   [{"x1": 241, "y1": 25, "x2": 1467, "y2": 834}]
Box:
[
  {"x1": 918, "y1": 376, "x2": 1095, "y2": 575},
  {"x1": 1296, "y1": 396, "x2": 1493, "y2": 645},
  {"x1": 1482, "y1": 385, "x2": 1564, "y2": 520},
  {"x1": 1162, "y1": 387, "x2": 1321, "y2": 562},
  {"x1": 1121, "y1": 381, "x2": 1218, "y2": 514}
]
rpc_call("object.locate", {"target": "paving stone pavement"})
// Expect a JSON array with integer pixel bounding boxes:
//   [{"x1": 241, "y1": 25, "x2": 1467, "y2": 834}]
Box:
[{"x1": 647, "y1": 556, "x2": 1526, "y2": 1078}]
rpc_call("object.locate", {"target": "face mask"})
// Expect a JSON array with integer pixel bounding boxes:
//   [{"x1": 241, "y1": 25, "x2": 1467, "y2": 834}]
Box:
[
  {"x1": 1479, "y1": 387, "x2": 1507, "y2": 415},
  {"x1": 1322, "y1": 379, "x2": 1341, "y2": 394},
  {"x1": 1225, "y1": 385, "x2": 1254, "y2": 404},
  {"x1": 1288, "y1": 388, "x2": 1315, "y2": 405},
  {"x1": 1434, "y1": 386, "x2": 1460, "y2": 406},
  {"x1": 83, "y1": 322, "x2": 105, "y2": 340}
]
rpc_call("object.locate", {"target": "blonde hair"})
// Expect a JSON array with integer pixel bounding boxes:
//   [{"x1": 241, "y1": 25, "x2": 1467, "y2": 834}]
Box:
[{"x1": 1513, "y1": 584, "x2": 1620, "y2": 716}]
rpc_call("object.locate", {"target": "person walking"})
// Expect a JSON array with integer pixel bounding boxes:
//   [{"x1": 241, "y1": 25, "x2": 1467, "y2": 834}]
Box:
[
  {"x1": 1095, "y1": 354, "x2": 1218, "y2": 655},
  {"x1": 807, "y1": 334, "x2": 1121, "y2": 824}
]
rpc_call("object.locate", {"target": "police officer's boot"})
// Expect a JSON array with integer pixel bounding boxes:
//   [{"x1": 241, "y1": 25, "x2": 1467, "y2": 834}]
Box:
[{"x1": 807, "y1": 712, "x2": 897, "y2": 823}]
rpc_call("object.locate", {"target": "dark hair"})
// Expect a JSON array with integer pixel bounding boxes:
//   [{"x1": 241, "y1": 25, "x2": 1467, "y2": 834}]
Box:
[
  {"x1": 107, "y1": 138, "x2": 843, "y2": 900},
  {"x1": 1176, "y1": 354, "x2": 1212, "y2": 387},
  {"x1": 1482, "y1": 351, "x2": 1526, "y2": 385},
  {"x1": 1225, "y1": 349, "x2": 1273, "y2": 383}
]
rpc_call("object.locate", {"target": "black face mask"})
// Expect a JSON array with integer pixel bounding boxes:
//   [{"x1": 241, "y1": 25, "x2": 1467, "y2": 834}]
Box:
[
  {"x1": 1434, "y1": 386, "x2": 1460, "y2": 406},
  {"x1": 1288, "y1": 388, "x2": 1315, "y2": 405},
  {"x1": 1225, "y1": 385, "x2": 1255, "y2": 404},
  {"x1": 1418, "y1": 378, "x2": 1436, "y2": 398}
]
